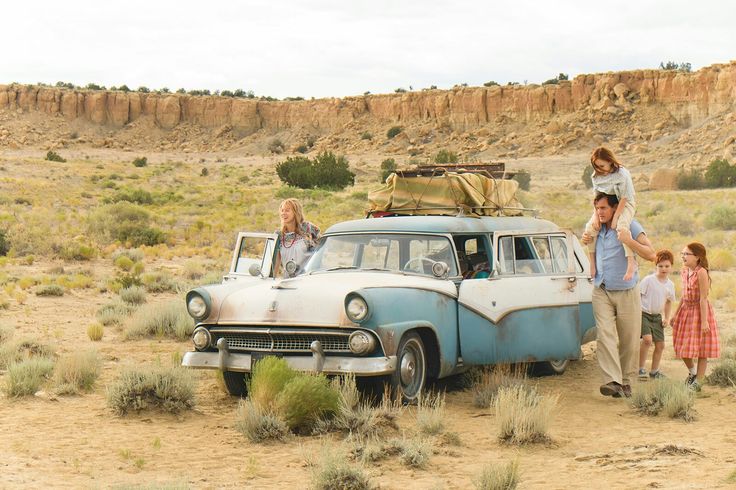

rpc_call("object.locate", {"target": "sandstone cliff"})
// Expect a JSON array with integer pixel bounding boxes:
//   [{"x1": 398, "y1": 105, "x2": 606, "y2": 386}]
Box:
[{"x1": 2, "y1": 61, "x2": 735, "y2": 134}]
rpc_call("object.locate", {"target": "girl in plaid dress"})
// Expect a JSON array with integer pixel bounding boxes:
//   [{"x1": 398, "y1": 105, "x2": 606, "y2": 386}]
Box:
[{"x1": 671, "y1": 242, "x2": 720, "y2": 390}]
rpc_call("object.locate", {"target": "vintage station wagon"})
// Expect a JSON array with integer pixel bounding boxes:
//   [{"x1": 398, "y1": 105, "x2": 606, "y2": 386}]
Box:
[{"x1": 182, "y1": 214, "x2": 596, "y2": 402}]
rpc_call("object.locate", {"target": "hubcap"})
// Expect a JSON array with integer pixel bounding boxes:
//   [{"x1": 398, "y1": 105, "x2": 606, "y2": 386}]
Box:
[{"x1": 400, "y1": 350, "x2": 416, "y2": 385}]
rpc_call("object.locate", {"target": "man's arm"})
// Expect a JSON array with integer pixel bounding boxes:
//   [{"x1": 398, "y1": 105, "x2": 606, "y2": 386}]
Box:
[{"x1": 617, "y1": 228, "x2": 655, "y2": 262}]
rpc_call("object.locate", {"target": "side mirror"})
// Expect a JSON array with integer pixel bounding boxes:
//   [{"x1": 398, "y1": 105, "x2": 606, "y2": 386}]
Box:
[{"x1": 248, "y1": 263, "x2": 262, "y2": 276}]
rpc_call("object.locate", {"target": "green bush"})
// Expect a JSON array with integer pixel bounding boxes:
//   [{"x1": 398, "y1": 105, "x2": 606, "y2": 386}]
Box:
[
  {"x1": 483, "y1": 81, "x2": 500, "y2": 87},
  {"x1": 4, "y1": 357, "x2": 55, "y2": 397},
  {"x1": 250, "y1": 356, "x2": 298, "y2": 410},
  {"x1": 275, "y1": 375, "x2": 339, "y2": 432},
  {"x1": 512, "y1": 170, "x2": 531, "y2": 191},
  {"x1": 276, "y1": 152, "x2": 355, "y2": 190},
  {"x1": 106, "y1": 364, "x2": 196, "y2": 415},
  {"x1": 120, "y1": 285, "x2": 147, "y2": 305},
  {"x1": 132, "y1": 157, "x2": 148, "y2": 168},
  {"x1": 542, "y1": 73, "x2": 569, "y2": 85},
  {"x1": 295, "y1": 144, "x2": 309, "y2": 154},
  {"x1": 45, "y1": 151, "x2": 66, "y2": 163},
  {"x1": 380, "y1": 158, "x2": 397, "y2": 182},
  {"x1": 88, "y1": 202, "x2": 166, "y2": 247},
  {"x1": 268, "y1": 138, "x2": 285, "y2": 154},
  {"x1": 582, "y1": 166, "x2": 594, "y2": 189},
  {"x1": 386, "y1": 126, "x2": 402, "y2": 139},
  {"x1": 676, "y1": 170, "x2": 705, "y2": 190},
  {"x1": 107, "y1": 188, "x2": 154, "y2": 205},
  {"x1": 704, "y1": 158, "x2": 736, "y2": 188},
  {"x1": 35, "y1": 284, "x2": 64, "y2": 297},
  {"x1": 58, "y1": 240, "x2": 96, "y2": 261},
  {"x1": 704, "y1": 206, "x2": 736, "y2": 230},
  {"x1": 434, "y1": 149, "x2": 458, "y2": 164}
]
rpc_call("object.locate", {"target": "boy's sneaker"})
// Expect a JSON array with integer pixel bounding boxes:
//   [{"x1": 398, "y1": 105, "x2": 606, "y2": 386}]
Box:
[
  {"x1": 649, "y1": 371, "x2": 666, "y2": 379},
  {"x1": 638, "y1": 368, "x2": 648, "y2": 379},
  {"x1": 688, "y1": 380, "x2": 701, "y2": 392}
]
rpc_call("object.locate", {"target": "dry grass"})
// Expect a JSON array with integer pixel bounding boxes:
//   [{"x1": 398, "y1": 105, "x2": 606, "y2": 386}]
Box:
[
  {"x1": 311, "y1": 448, "x2": 372, "y2": 490},
  {"x1": 96, "y1": 300, "x2": 137, "y2": 327},
  {"x1": 106, "y1": 364, "x2": 196, "y2": 415},
  {"x1": 470, "y1": 365, "x2": 527, "y2": 409},
  {"x1": 494, "y1": 384, "x2": 558, "y2": 444},
  {"x1": 706, "y1": 359, "x2": 736, "y2": 388},
  {"x1": 53, "y1": 349, "x2": 101, "y2": 395},
  {"x1": 630, "y1": 378, "x2": 696, "y2": 421},
  {"x1": 234, "y1": 399, "x2": 288, "y2": 443},
  {"x1": 473, "y1": 459, "x2": 520, "y2": 490},
  {"x1": 120, "y1": 285, "x2": 147, "y2": 305},
  {"x1": 415, "y1": 391, "x2": 446, "y2": 435},
  {"x1": 0, "y1": 338, "x2": 55, "y2": 369},
  {"x1": 4, "y1": 357, "x2": 55, "y2": 397},
  {"x1": 124, "y1": 300, "x2": 193, "y2": 340},
  {"x1": 87, "y1": 323, "x2": 104, "y2": 341},
  {"x1": 0, "y1": 324, "x2": 14, "y2": 344}
]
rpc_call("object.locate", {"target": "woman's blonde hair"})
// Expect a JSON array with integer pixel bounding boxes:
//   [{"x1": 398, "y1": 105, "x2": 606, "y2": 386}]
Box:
[
  {"x1": 590, "y1": 147, "x2": 622, "y2": 175},
  {"x1": 279, "y1": 198, "x2": 305, "y2": 236}
]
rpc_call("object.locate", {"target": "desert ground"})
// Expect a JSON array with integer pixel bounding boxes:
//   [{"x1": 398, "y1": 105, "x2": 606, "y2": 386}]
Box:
[{"x1": 0, "y1": 135, "x2": 735, "y2": 490}]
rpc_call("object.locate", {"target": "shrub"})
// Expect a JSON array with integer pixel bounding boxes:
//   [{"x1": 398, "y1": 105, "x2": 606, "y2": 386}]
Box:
[
  {"x1": 53, "y1": 350, "x2": 101, "y2": 395},
  {"x1": 0, "y1": 324, "x2": 13, "y2": 344},
  {"x1": 542, "y1": 73, "x2": 568, "y2": 85},
  {"x1": 120, "y1": 285, "x2": 147, "y2": 305},
  {"x1": 360, "y1": 131, "x2": 373, "y2": 140},
  {"x1": 473, "y1": 459, "x2": 520, "y2": 490},
  {"x1": 704, "y1": 158, "x2": 736, "y2": 188},
  {"x1": 704, "y1": 206, "x2": 736, "y2": 230},
  {"x1": 141, "y1": 271, "x2": 179, "y2": 293},
  {"x1": 132, "y1": 157, "x2": 148, "y2": 168},
  {"x1": 87, "y1": 323, "x2": 104, "y2": 341},
  {"x1": 106, "y1": 364, "x2": 196, "y2": 415},
  {"x1": 494, "y1": 384, "x2": 557, "y2": 444},
  {"x1": 397, "y1": 437, "x2": 432, "y2": 469},
  {"x1": 581, "y1": 165, "x2": 594, "y2": 189},
  {"x1": 470, "y1": 365, "x2": 527, "y2": 409},
  {"x1": 629, "y1": 378, "x2": 695, "y2": 421},
  {"x1": 0, "y1": 229, "x2": 9, "y2": 256},
  {"x1": 659, "y1": 61, "x2": 692, "y2": 72},
  {"x1": 311, "y1": 450, "x2": 372, "y2": 490},
  {"x1": 295, "y1": 144, "x2": 309, "y2": 154},
  {"x1": 108, "y1": 188, "x2": 154, "y2": 205},
  {"x1": 58, "y1": 240, "x2": 96, "y2": 261},
  {"x1": 416, "y1": 391, "x2": 445, "y2": 435},
  {"x1": 434, "y1": 149, "x2": 458, "y2": 164},
  {"x1": 88, "y1": 202, "x2": 166, "y2": 247},
  {"x1": 275, "y1": 375, "x2": 339, "y2": 432},
  {"x1": 268, "y1": 138, "x2": 285, "y2": 154},
  {"x1": 484, "y1": 81, "x2": 500, "y2": 87},
  {"x1": 676, "y1": 169, "x2": 705, "y2": 190},
  {"x1": 379, "y1": 158, "x2": 397, "y2": 182},
  {"x1": 234, "y1": 399, "x2": 289, "y2": 443},
  {"x1": 0, "y1": 339, "x2": 55, "y2": 370},
  {"x1": 114, "y1": 255, "x2": 135, "y2": 271},
  {"x1": 124, "y1": 300, "x2": 193, "y2": 340},
  {"x1": 706, "y1": 359, "x2": 736, "y2": 387},
  {"x1": 248, "y1": 356, "x2": 298, "y2": 410},
  {"x1": 183, "y1": 260, "x2": 205, "y2": 280},
  {"x1": 512, "y1": 170, "x2": 531, "y2": 191},
  {"x1": 387, "y1": 126, "x2": 403, "y2": 139},
  {"x1": 276, "y1": 152, "x2": 355, "y2": 190},
  {"x1": 35, "y1": 284, "x2": 64, "y2": 297},
  {"x1": 5, "y1": 357, "x2": 54, "y2": 396},
  {"x1": 45, "y1": 151, "x2": 66, "y2": 162},
  {"x1": 96, "y1": 300, "x2": 136, "y2": 326},
  {"x1": 112, "y1": 248, "x2": 145, "y2": 263}
]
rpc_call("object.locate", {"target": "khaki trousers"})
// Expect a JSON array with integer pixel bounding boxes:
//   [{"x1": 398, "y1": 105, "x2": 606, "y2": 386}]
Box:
[{"x1": 593, "y1": 285, "x2": 642, "y2": 385}]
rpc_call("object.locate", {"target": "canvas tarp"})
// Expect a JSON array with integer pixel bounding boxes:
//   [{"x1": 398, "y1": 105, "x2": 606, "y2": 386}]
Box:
[{"x1": 368, "y1": 172, "x2": 524, "y2": 216}]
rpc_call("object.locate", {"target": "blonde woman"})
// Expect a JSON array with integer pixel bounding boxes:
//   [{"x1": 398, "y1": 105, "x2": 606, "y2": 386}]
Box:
[{"x1": 274, "y1": 198, "x2": 321, "y2": 278}]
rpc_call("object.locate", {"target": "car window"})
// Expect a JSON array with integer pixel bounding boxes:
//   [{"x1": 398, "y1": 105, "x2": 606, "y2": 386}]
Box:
[
  {"x1": 361, "y1": 237, "x2": 400, "y2": 270},
  {"x1": 550, "y1": 236, "x2": 569, "y2": 273},
  {"x1": 498, "y1": 234, "x2": 571, "y2": 275},
  {"x1": 498, "y1": 236, "x2": 515, "y2": 274}
]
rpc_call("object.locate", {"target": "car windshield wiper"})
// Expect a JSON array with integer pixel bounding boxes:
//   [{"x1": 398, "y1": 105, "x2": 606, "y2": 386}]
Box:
[
  {"x1": 321, "y1": 266, "x2": 359, "y2": 272},
  {"x1": 359, "y1": 267, "x2": 392, "y2": 272}
]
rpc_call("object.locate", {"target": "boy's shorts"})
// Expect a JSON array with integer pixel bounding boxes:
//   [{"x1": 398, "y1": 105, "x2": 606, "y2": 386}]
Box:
[{"x1": 641, "y1": 311, "x2": 664, "y2": 342}]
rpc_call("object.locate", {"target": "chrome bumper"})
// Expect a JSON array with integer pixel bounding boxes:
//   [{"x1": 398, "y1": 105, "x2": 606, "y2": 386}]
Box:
[{"x1": 182, "y1": 349, "x2": 396, "y2": 376}]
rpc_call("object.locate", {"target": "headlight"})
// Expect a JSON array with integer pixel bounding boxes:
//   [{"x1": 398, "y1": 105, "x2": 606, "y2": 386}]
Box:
[
  {"x1": 186, "y1": 289, "x2": 211, "y2": 320},
  {"x1": 346, "y1": 296, "x2": 369, "y2": 322},
  {"x1": 192, "y1": 327, "x2": 211, "y2": 350},
  {"x1": 348, "y1": 330, "x2": 376, "y2": 355}
]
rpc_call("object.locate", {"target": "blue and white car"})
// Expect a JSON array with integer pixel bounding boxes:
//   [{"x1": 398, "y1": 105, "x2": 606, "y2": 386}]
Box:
[{"x1": 182, "y1": 215, "x2": 595, "y2": 402}]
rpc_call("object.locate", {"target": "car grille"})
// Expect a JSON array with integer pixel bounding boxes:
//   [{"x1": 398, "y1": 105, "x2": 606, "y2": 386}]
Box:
[{"x1": 210, "y1": 328, "x2": 354, "y2": 353}]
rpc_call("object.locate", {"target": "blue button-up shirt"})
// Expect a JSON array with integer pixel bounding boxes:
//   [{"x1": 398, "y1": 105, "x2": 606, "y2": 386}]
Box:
[{"x1": 594, "y1": 219, "x2": 644, "y2": 290}]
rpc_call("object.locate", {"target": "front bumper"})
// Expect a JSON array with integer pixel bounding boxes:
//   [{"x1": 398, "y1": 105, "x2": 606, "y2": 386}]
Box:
[{"x1": 182, "y1": 349, "x2": 396, "y2": 377}]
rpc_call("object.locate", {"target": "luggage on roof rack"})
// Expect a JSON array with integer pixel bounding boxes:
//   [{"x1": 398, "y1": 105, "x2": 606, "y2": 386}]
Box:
[{"x1": 367, "y1": 166, "x2": 535, "y2": 218}]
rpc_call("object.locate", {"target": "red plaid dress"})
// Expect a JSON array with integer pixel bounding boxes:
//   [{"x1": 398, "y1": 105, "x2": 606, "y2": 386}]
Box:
[{"x1": 672, "y1": 266, "x2": 720, "y2": 358}]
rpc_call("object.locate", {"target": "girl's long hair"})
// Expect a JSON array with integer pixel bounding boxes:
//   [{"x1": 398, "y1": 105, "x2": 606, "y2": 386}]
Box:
[
  {"x1": 590, "y1": 147, "x2": 622, "y2": 175},
  {"x1": 686, "y1": 241, "x2": 711, "y2": 285},
  {"x1": 279, "y1": 198, "x2": 305, "y2": 237}
]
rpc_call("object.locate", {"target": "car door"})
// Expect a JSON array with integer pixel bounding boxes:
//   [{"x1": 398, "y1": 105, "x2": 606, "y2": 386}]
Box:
[
  {"x1": 457, "y1": 230, "x2": 581, "y2": 365},
  {"x1": 224, "y1": 232, "x2": 278, "y2": 282}
]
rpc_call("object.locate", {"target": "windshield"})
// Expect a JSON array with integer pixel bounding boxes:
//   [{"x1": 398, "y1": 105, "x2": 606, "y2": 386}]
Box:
[{"x1": 303, "y1": 233, "x2": 458, "y2": 277}]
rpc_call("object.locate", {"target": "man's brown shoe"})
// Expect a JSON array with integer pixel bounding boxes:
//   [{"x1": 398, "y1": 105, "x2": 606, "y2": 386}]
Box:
[
  {"x1": 622, "y1": 384, "x2": 632, "y2": 398},
  {"x1": 600, "y1": 382, "x2": 624, "y2": 398}
]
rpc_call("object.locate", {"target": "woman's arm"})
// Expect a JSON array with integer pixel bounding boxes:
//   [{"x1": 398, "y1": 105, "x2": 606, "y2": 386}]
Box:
[{"x1": 697, "y1": 268, "x2": 710, "y2": 333}]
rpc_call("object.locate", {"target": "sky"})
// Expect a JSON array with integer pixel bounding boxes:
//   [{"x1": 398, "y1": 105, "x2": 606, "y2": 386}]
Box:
[{"x1": 3, "y1": 0, "x2": 735, "y2": 99}]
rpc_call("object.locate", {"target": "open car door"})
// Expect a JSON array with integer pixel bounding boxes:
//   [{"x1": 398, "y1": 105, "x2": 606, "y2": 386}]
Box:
[
  {"x1": 457, "y1": 230, "x2": 581, "y2": 366},
  {"x1": 224, "y1": 232, "x2": 278, "y2": 282}
]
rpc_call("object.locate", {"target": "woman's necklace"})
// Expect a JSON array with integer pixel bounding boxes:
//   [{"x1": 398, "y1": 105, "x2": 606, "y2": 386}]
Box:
[{"x1": 282, "y1": 230, "x2": 299, "y2": 249}]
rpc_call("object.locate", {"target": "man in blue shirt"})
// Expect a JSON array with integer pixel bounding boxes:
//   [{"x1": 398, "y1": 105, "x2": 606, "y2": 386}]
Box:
[{"x1": 582, "y1": 193, "x2": 655, "y2": 398}]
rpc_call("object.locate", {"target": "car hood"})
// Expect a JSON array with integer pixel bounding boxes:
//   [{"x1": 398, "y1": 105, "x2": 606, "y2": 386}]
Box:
[{"x1": 214, "y1": 271, "x2": 458, "y2": 327}]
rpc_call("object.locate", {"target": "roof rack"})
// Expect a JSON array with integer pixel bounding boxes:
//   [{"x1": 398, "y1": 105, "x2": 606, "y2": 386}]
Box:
[
  {"x1": 366, "y1": 205, "x2": 539, "y2": 218},
  {"x1": 395, "y1": 162, "x2": 515, "y2": 180}
]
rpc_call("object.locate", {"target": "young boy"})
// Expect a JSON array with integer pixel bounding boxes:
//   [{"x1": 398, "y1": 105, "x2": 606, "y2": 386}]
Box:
[{"x1": 638, "y1": 249, "x2": 676, "y2": 379}]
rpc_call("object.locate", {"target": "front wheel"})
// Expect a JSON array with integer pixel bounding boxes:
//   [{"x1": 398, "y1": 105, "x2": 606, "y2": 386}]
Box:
[
  {"x1": 390, "y1": 332, "x2": 427, "y2": 404},
  {"x1": 530, "y1": 359, "x2": 569, "y2": 376},
  {"x1": 222, "y1": 371, "x2": 249, "y2": 397}
]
